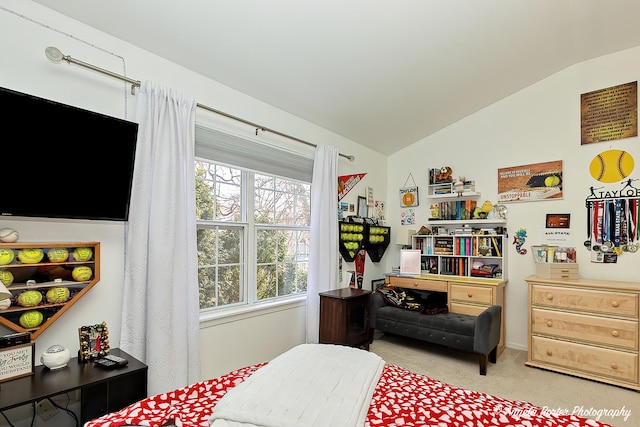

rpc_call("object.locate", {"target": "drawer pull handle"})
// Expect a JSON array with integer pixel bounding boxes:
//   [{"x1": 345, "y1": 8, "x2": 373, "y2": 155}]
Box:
[
  {"x1": 611, "y1": 301, "x2": 619, "y2": 308},
  {"x1": 546, "y1": 321, "x2": 553, "y2": 327},
  {"x1": 546, "y1": 350, "x2": 553, "y2": 356},
  {"x1": 467, "y1": 293, "x2": 473, "y2": 298},
  {"x1": 413, "y1": 283, "x2": 418, "y2": 287},
  {"x1": 611, "y1": 330, "x2": 620, "y2": 337},
  {"x1": 546, "y1": 294, "x2": 553, "y2": 301},
  {"x1": 611, "y1": 362, "x2": 618, "y2": 370}
]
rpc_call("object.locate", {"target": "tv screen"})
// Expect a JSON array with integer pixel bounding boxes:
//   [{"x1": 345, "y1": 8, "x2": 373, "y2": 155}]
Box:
[{"x1": 0, "y1": 86, "x2": 139, "y2": 221}]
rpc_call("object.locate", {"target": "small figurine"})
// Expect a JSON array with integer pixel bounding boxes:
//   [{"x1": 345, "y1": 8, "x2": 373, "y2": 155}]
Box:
[{"x1": 454, "y1": 176, "x2": 465, "y2": 196}]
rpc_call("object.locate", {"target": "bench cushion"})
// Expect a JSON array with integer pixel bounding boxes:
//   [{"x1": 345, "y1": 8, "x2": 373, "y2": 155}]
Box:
[{"x1": 377, "y1": 306, "x2": 476, "y2": 337}]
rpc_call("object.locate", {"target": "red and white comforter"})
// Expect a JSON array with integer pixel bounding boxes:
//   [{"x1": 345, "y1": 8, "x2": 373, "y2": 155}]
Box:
[{"x1": 85, "y1": 363, "x2": 611, "y2": 427}]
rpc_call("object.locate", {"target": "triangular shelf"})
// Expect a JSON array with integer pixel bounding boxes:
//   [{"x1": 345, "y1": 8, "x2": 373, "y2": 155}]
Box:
[{"x1": 0, "y1": 242, "x2": 100, "y2": 340}]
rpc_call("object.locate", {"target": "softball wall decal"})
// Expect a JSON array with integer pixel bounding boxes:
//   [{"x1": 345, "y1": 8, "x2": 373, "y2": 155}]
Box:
[{"x1": 589, "y1": 149, "x2": 635, "y2": 183}]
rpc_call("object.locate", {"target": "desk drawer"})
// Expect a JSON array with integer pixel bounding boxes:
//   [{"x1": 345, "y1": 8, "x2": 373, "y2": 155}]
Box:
[
  {"x1": 531, "y1": 308, "x2": 638, "y2": 350},
  {"x1": 450, "y1": 283, "x2": 493, "y2": 305},
  {"x1": 450, "y1": 302, "x2": 487, "y2": 316},
  {"x1": 388, "y1": 276, "x2": 447, "y2": 292},
  {"x1": 530, "y1": 336, "x2": 638, "y2": 383},
  {"x1": 530, "y1": 284, "x2": 638, "y2": 319}
]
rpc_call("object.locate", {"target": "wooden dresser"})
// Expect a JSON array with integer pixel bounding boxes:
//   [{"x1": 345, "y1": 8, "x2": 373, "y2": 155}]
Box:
[
  {"x1": 525, "y1": 275, "x2": 640, "y2": 391},
  {"x1": 385, "y1": 274, "x2": 507, "y2": 355}
]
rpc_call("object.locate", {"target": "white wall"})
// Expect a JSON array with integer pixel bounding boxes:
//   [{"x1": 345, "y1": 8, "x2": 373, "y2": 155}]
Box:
[
  {"x1": 387, "y1": 46, "x2": 640, "y2": 350},
  {"x1": 0, "y1": 0, "x2": 387, "y2": 384}
]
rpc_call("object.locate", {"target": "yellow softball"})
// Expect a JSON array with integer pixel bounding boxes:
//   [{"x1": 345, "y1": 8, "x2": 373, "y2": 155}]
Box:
[
  {"x1": 19, "y1": 310, "x2": 44, "y2": 328},
  {"x1": 46, "y1": 287, "x2": 70, "y2": 304},
  {"x1": 72, "y1": 266, "x2": 93, "y2": 282},
  {"x1": 72, "y1": 247, "x2": 93, "y2": 262},
  {"x1": 17, "y1": 290, "x2": 43, "y2": 307},
  {"x1": 47, "y1": 248, "x2": 69, "y2": 263},
  {"x1": 17, "y1": 248, "x2": 44, "y2": 264},
  {"x1": 0, "y1": 270, "x2": 13, "y2": 286},
  {"x1": 0, "y1": 249, "x2": 14, "y2": 265}
]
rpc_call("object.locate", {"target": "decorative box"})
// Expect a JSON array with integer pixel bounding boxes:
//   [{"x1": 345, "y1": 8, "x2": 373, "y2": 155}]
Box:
[{"x1": 535, "y1": 263, "x2": 579, "y2": 279}]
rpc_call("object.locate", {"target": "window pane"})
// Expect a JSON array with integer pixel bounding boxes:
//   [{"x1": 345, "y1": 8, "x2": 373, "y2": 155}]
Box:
[
  {"x1": 255, "y1": 174, "x2": 311, "y2": 226},
  {"x1": 196, "y1": 161, "x2": 241, "y2": 222},
  {"x1": 197, "y1": 225, "x2": 244, "y2": 309},
  {"x1": 256, "y1": 264, "x2": 276, "y2": 300},
  {"x1": 256, "y1": 228, "x2": 308, "y2": 300},
  {"x1": 255, "y1": 186, "x2": 274, "y2": 224}
]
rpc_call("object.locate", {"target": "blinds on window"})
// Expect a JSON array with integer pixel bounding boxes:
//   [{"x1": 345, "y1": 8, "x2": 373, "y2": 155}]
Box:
[{"x1": 195, "y1": 125, "x2": 314, "y2": 182}]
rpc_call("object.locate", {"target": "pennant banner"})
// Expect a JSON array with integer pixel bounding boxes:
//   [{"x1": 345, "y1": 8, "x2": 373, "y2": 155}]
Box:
[{"x1": 338, "y1": 173, "x2": 366, "y2": 201}]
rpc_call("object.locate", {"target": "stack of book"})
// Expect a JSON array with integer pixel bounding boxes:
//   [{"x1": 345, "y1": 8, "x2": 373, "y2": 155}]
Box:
[{"x1": 433, "y1": 237, "x2": 453, "y2": 255}]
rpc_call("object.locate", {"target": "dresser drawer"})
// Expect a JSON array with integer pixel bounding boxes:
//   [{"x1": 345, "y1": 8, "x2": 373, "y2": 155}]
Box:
[
  {"x1": 388, "y1": 276, "x2": 447, "y2": 292},
  {"x1": 531, "y1": 308, "x2": 639, "y2": 350},
  {"x1": 530, "y1": 284, "x2": 639, "y2": 319},
  {"x1": 530, "y1": 336, "x2": 638, "y2": 383},
  {"x1": 450, "y1": 283, "x2": 493, "y2": 305}
]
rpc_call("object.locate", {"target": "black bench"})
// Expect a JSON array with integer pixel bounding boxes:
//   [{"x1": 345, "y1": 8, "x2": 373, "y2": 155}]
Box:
[{"x1": 369, "y1": 290, "x2": 502, "y2": 375}]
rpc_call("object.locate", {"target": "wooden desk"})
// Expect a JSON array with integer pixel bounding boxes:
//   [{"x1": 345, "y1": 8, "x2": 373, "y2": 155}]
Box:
[{"x1": 0, "y1": 348, "x2": 147, "y2": 423}]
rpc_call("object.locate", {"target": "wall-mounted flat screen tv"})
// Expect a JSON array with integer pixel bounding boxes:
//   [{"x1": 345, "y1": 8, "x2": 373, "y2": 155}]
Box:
[{"x1": 0, "y1": 86, "x2": 139, "y2": 221}]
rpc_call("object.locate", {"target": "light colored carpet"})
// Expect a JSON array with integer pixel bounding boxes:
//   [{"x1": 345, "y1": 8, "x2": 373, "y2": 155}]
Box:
[{"x1": 369, "y1": 332, "x2": 639, "y2": 427}]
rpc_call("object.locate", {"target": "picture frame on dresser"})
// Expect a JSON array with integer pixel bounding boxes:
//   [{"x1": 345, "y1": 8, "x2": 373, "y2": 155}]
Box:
[
  {"x1": 78, "y1": 322, "x2": 110, "y2": 361},
  {"x1": 0, "y1": 342, "x2": 34, "y2": 382}
]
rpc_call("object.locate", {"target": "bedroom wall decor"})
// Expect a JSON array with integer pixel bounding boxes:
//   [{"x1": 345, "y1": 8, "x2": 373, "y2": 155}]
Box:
[
  {"x1": 497, "y1": 160, "x2": 563, "y2": 203},
  {"x1": 580, "y1": 81, "x2": 637, "y2": 145},
  {"x1": 399, "y1": 173, "x2": 419, "y2": 207},
  {"x1": 338, "y1": 173, "x2": 366, "y2": 201},
  {"x1": 589, "y1": 149, "x2": 635, "y2": 183},
  {"x1": 584, "y1": 179, "x2": 639, "y2": 263}
]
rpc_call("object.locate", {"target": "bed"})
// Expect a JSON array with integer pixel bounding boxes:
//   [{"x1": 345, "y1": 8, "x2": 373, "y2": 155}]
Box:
[{"x1": 84, "y1": 343, "x2": 612, "y2": 427}]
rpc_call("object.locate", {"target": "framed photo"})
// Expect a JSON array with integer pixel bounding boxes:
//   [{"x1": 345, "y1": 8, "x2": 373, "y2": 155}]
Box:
[
  {"x1": 546, "y1": 213, "x2": 570, "y2": 229},
  {"x1": 78, "y1": 322, "x2": 110, "y2": 361},
  {"x1": 400, "y1": 249, "x2": 421, "y2": 276},
  {"x1": 0, "y1": 342, "x2": 34, "y2": 382},
  {"x1": 371, "y1": 278, "x2": 386, "y2": 291},
  {"x1": 357, "y1": 196, "x2": 368, "y2": 218},
  {"x1": 366, "y1": 186, "x2": 374, "y2": 206}
]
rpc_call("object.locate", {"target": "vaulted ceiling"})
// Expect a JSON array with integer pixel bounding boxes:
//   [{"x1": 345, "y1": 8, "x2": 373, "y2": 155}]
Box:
[{"x1": 33, "y1": 0, "x2": 640, "y2": 155}]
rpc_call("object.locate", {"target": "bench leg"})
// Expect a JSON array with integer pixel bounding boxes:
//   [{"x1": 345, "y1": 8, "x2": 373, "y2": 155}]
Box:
[{"x1": 478, "y1": 354, "x2": 488, "y2": 375}]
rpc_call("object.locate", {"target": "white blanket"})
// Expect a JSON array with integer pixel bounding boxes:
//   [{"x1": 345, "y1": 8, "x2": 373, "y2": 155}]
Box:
[{"x1": 208, "y1": 343, "x2": 385, "y2": 427}]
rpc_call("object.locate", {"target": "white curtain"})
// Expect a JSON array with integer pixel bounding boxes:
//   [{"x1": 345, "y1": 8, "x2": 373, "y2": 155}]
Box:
[
  {"x1": 306, "y1": 145, "x2": 340, "y2": 343},
  {"x1": 120, "y1": 81, "x2": 200, "y2": 395}
]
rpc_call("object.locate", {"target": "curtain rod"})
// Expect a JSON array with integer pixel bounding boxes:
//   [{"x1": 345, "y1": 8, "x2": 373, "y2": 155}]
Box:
[{"x1": 44, "y1": 46, "x2": 354, "y2": 161}]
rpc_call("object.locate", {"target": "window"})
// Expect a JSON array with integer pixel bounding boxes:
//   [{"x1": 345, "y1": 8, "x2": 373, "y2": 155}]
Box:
[{"x1": 194, "y1": 127, "x2": 312, "y2": 311}]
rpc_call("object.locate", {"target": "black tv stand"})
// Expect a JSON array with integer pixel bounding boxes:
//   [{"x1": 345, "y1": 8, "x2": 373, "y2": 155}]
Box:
[{"x1": 0, "y1": 348, "x2": 147, "y2": 424}]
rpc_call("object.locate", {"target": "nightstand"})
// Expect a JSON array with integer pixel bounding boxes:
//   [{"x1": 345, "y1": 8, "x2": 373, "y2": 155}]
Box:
[{"x1": 319, "y1": 288, "x2": 372, "y2": 350}]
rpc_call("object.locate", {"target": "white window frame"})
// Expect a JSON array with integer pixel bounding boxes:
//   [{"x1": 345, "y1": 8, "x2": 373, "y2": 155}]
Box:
[{"x1": 195, "y1": 124, "x2": 312, "y2": 322}]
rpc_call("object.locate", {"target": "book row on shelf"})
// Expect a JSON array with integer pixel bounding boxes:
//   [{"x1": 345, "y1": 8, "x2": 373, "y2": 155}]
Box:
[
  {"x1": 430, "y1": 200, "x2": 478, "y2": 221},
  {"x1": 414, "y1": 235, "x2": 502, "y2": 257}
]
